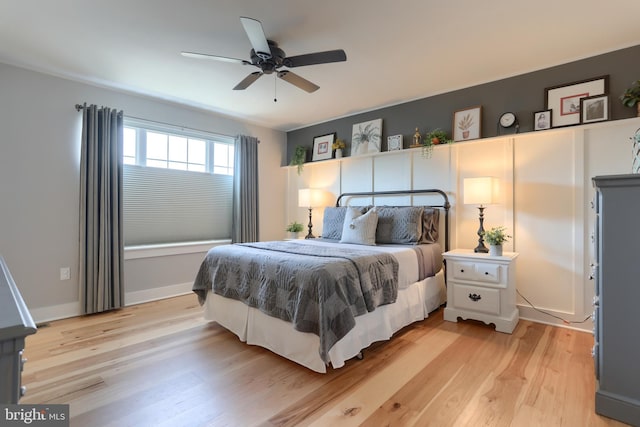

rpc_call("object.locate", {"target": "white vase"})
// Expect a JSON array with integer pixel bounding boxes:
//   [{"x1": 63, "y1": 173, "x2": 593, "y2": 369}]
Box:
[
  {"x1": 335, "y1": 148, "x2": 343, "y2": 159},
  {"x1": 489, "y1": 245, "x2": 503, "y2": 257},
  {"x1": 288, "y1": 232, "x2": 299, "y2": 240}
]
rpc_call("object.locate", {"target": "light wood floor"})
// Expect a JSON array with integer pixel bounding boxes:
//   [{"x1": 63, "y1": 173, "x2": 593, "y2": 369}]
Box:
[{"x1": 22, "y1": 294, "x2": 627, "y2": 427}]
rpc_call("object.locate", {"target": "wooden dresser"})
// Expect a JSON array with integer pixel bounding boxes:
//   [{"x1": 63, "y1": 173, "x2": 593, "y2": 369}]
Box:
[{"x1": 0, "y1": 256, "x2": 37, "y2": 404}]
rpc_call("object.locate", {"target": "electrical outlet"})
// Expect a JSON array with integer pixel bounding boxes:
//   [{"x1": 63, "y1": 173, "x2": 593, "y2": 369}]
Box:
[{"x1": 60, "y1": 267, "x2": 70, "y2": 281}]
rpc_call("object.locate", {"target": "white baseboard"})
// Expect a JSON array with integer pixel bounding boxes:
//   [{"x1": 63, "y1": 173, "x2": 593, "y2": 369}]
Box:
[
  {"x1": 124, "y1": 282, "x2": 193, "y2": 306},
  {"x1": 30, "y1": 302, "x2": 81, "y2": 325},
  {"x1": 517, "y1": 304, "x2": 593, "y2": 333},
  {"x1": 30, "y1": 282, "x2": 194, "y2": 324}
]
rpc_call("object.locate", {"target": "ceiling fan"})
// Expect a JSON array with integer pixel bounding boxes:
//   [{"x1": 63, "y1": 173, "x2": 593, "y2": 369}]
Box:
[{"x1": 181, "y1": 17, "x2": 347, "y2": 93}]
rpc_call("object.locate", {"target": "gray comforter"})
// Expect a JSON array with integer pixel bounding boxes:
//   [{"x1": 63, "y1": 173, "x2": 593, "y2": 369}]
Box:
[{"x1": 192, "y1": 241, "x2": 399, "y2": 363}]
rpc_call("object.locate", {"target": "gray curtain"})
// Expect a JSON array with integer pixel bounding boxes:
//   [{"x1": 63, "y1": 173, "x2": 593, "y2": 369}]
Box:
[
  {"x1": 231, "y1": 135, "x2": 260, "y2": 243},
  {"x1": 79, "y1": 104, "x2": 124, "y2": 314}
]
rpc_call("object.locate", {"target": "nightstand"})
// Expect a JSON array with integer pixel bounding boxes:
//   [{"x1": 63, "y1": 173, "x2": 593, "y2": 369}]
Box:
[{"x1": 443, "y1": 249, "x2": 519, "y2": 334}]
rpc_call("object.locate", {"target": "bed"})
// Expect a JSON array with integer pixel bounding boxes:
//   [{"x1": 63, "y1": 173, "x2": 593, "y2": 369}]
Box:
[{"x1": 193, "y1": 189, "x2": 450, "y2": 373}]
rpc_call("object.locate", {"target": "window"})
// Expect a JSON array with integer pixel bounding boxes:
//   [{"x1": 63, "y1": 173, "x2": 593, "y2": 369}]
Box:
[{"x1": 122, "y1": 119, "x2": 234, "y2": 246}]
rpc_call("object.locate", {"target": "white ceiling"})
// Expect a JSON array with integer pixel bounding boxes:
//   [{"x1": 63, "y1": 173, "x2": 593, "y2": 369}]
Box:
[{"x1": 1, "y1": 1, "x2": 638, "y2": 131}]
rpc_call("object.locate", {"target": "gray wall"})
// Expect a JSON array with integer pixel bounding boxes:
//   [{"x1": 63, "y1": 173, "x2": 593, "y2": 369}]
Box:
[
  {"x1": 286, "y1": 44, "x2": 640, "y2": 163},
  {"x1": 0, "y1": 62, "x2": 287, "y2": 318}
]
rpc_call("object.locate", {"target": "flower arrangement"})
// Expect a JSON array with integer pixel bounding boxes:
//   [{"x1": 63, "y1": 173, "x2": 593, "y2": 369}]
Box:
[
  {"x1": 482, "y1": 226, "x2": 511, "y2": 246},
  {"x1": 332, "y1": 138, "x2": 346, "y2": 150}
]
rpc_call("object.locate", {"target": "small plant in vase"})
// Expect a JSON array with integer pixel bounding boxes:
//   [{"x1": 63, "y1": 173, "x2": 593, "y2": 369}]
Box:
[
  {"x1": 620, "y1": 79, "x2": 640, "y2": 117},
  {"x1": 285, "y1": 221, "x2": 304, "y2": 239},
  {"x1": 482, "y1": 226, "x2": 511, "y2": 256},
  {"x1": 422, "y1": 129, "x2": 452, "y2": 158},
  {"x1": 290, "y1": 146, "x2": 307, "y2": 175},
  {"x1": 332, "y1": 138, "x2": 346, "y2": 158}
]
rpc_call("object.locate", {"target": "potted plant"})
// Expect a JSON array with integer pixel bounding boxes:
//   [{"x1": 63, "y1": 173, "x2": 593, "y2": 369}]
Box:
[
  {"x1": 285, "y1": 221, "x2": 304, "y2": 239},
  {"x1": 620, "y1": 80, "x2": 640, "y2": 117},
  {"x1": 422, "y1": 129, "x2": 452, "y2": 158},
  {"x1": 332, "y1": 138, "x2": 346, "y2": 158},
  {"x1": 290, "y1": 146, "x2": 307, "y2": 175},
  {"x1": 482, "y1": 226, "x2": 511, "y2": 256}
]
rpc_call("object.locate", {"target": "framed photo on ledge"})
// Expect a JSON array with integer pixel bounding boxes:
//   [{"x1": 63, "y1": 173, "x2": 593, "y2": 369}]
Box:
[
  {"x1": 533, "y1": 110, "x2": 552, "y2": 131},
  {"x1": 580, "y1": 95, "x2": 609, "y2": 124},
  {"x1": 544, "y1": 75, "x2": 609, "y2": 128},
  {"x1": 312, "y1": 133, "x2": 335, "y2": 161},
  {"x1": 453, "y1": 106, "x2": 482, "y2": 141}
]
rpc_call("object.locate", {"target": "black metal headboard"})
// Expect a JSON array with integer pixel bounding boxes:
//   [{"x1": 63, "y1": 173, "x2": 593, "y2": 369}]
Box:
[{"x1": 335, "y1": 189, "x2": 450, "y2": 252}]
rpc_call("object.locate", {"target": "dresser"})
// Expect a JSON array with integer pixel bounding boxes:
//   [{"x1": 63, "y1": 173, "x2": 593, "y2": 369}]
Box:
[
  {"x1": 0, "y1": 256, "x2": 37, "y2": 404},
  {"x1": 592, "y1": 174, "x2": 640, "y2": 426},
  {"x1": 443, "y1": 249, "x2": 519, "y2": 334}
]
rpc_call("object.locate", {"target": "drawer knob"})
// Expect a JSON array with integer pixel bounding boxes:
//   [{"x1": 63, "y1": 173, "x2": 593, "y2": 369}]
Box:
[
  {"x1": 484, "y1": 272, "x2": 489, "y2": 275},
  {"x1": 20, "y1": 386, "x2": 26, "y2": 397},
  {"x1": 468, "y1": 293, "x2": 482, "y2": 302},
  {"x1": 460, "y1": 269, "x2": 465, "y2": 273}
]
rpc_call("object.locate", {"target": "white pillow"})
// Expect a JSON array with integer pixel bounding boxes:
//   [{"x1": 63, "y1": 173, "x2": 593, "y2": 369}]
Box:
[{"x1": 340, "y1": 207, "x2": 378, "y2": 246}]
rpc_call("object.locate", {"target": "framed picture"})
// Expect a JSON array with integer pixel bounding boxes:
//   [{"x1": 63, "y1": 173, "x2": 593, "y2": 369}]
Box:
[
  {"x1": 533, "y1": 109, "x2": 552, "y2": 131},
  {"x1": 581, "y1": 95, "x2": 609, "y2": 124},
  {"x1": 544, "y1": 75, "x2": 609, "y2": 127},
  {"x1": 387, "y1": 134, "x2": 403, "y2": 151},
  {"x1": 312, "y1": 133, "x2": 335, "y2": 161},
  {"x1": 453, "y1": 106, "x2": 481, "y2": 141},
  {"x1": 351, "y1": 118, "x2": 382, "y2": 156}
]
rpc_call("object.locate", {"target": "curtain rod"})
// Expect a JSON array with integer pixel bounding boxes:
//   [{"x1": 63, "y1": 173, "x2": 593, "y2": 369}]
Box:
[{"x1": 75, "y1": 103, "x2": 238, "y2": 140}]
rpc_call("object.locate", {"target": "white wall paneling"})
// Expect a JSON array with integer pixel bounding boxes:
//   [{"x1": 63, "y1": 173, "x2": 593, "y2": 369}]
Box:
[{"x1": 284, "y1": 117, "x2": 640, "y2": 331}]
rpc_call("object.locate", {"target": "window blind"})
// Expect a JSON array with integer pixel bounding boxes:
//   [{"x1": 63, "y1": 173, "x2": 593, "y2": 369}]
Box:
[{"x1": 123, "y1": 165, "x2": 232, "y2": 246}]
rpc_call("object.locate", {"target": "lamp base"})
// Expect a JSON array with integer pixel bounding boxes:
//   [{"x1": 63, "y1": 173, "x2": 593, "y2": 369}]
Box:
[
  {"x1": 474, "y1": 205, "x2": 488, "y2": 253},
  {"x1": 305, "y1": 207, "x2": 315, "y2": 239},
  {"x1": 474, "y1": 244, "x2": 489, "y2": 253}
]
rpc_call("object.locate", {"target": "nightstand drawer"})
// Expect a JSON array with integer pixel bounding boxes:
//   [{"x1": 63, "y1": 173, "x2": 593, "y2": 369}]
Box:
[
  {"x1": 449, "y1": 261, "x2": 505, "y2": 286},
  {"x1": 453, "y1": 284, "x2": 500, "y2": 315}
]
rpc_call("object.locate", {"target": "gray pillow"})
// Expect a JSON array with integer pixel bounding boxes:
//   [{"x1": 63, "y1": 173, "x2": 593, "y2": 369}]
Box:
[
  {"x1": 375, "y1": 206, "x2": 424, "y2": 244},
  {"x1": 419, "y1": 208, "x2": 440, "y2": 244},
  {"x1": 340, "y1": 207, "x2": 378, "y2": 245},
  {"x1": 322, "y1": 206, "x2": 367, "y2": 240}
]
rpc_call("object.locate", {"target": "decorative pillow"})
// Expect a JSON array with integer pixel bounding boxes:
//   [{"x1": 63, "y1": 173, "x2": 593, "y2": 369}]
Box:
[
  {"x1": 322, "y1": 206, "x2": 367, "y2": 240},
  {"x1": 419, "y1": 208, "x2": 440, "y2": 244},
  {"x1": 375, "y1": 206, "x2": 424, "y2": 244},
  {"x1": 340, "y1": 207, "x2": 379, "y2": 245}
]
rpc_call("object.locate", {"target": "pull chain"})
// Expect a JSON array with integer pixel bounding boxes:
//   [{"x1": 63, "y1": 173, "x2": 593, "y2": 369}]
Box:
[{"x1": 274, "y1": 75, "x2": 278, "y2": 103}]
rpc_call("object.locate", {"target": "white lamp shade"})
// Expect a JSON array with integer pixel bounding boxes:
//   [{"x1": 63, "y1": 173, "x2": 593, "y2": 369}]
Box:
[
  {"x1": 298, "y1": 188, "x2": 329, "y2": 208},
  {"x1": 463, "y1": 177, "x2": 498, "y2": 205}
]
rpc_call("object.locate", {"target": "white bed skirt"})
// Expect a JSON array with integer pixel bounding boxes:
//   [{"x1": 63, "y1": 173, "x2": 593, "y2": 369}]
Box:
[{"x1": 202, "y1": 269, "x2": 446, "y2": 373}]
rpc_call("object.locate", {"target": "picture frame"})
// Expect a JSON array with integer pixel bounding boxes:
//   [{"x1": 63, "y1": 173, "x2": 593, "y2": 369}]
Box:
[
  {"x1": 544, "y1": 75, "x2": 609, "y2": 128},
  {"x1": 387, "y1": 134, "x2": 403, "y2": 151},
  {"x1": 533, "y1": 109, "x2": 552, "y2": 131},
  {"x1": 351, "y1": 119, "x2": 382, "y2": 156},
  {"x1": 453, "y1": 106, "x2": 482, "y2": 142},
  {"x1": 580, "y1": 95, "x2": 609, "y2": 124},
  {"x1": 311, "y1": 132, "x2": 335, "y2": 161}
]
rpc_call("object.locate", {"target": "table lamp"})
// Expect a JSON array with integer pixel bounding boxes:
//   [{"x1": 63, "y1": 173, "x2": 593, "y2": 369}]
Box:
[
  {"x1": 463, "y1": 177, "x2": 498, "y2": 253},
  {"x1": 298, "y1": 188, "x2": 327, "y2": 239}
]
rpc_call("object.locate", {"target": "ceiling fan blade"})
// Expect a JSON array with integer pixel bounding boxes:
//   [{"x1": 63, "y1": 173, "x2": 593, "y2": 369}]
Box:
[
  {"x1": 277, "y1": 70, "x2": 319, "y2": 93},
  {"x1": 233, "y1": 72, "x2": 263, "y2": 90},
  {"x1": 240, "y1": 17, "x2": 271, "y2": 58},
  {"x1": 283, "y1": 49, "x2": 347, "y2": 68},
  {"x1": 181, "y1": 51, "x2": 250, "y2": 65}
]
